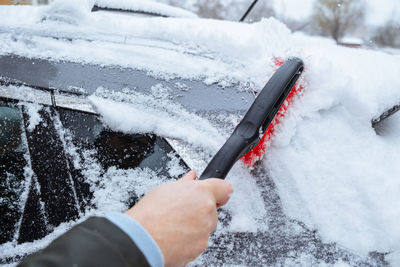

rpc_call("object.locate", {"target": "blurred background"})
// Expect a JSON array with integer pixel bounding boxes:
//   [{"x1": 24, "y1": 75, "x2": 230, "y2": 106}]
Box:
[
  {"x1": 1, "y1": 0, "x2": 399, "y2": 50},
  {"x1": 0, "y1": 0, "x2": 49, "y2": 4}
]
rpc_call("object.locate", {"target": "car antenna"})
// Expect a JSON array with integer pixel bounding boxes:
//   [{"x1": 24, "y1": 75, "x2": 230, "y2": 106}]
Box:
[{"x1": 240, "y1": 0, "x2": 259, "y2": 22}]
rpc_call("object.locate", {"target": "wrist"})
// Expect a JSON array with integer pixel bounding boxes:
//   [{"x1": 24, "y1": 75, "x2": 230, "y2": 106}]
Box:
[{"x1": 107, "y1": 212, "x2": 164, "y2": 267}]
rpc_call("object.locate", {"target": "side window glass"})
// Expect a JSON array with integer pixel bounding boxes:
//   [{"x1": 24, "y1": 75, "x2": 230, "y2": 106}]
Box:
[
  {"x1": 20, "y1": 105, "x2": 79, "y2": 233},
  {"x1": 57, "y1": 108, "x2": 189, "y2": 208},
  {"x1": 57, "y1": 109, "x2": 188, "y2": 176},
  {"x1": 0, "y1": 103, "x2": 28, "y2": 244},
  {"x1": 0, "y1": 99, "x2": 189, "y2": 258}
]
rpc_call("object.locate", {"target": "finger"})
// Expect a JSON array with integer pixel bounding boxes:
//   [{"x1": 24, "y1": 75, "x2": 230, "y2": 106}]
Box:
[
  {"x1": 178, "y1": 170, "x2": 197, "y2": 181},
  {"x1": 202, "y1": 179, "x2": 233, "y2": 207}
]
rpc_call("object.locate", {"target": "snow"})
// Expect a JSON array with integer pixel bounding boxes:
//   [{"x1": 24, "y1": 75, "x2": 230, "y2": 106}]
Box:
[
  {"x1": 0, "y1": 85, "x2": 52, "y2": 106},
  {"x1": 41, "y1": 0, "x2": 94, "y2": 25},
  {"x1": 95, "y1": 0, "x2": 198, "y2": 18},
  {"x1": 92, "y1": 166, "x2": 168, "y2": 213},
  {"x1": 263, "y1": 35, "x2": 400, "y2": 261},
  {"x1": 166, "y1": 152, "x2": 187, "y2": 177},
  {"x1": 89, "y1": 94, "x2": 225, "y2": 152},
  {"x1": 1, "y1": 1, "x2": 400, "y2": 265},
  {"x1": 0, "y1": 6, "x2": 45, "y2": 25},
  {"x1": 24, "y1": 103, "x2": 43, "y2": 132},
  {"x1": 0, "y1": 6, "x2": 291, "y2": 90}
]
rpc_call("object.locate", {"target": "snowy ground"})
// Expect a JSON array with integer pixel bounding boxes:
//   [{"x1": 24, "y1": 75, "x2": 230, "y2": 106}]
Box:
[{"x1": 1, "y1": 1, "x2": 400, "y2": 266}]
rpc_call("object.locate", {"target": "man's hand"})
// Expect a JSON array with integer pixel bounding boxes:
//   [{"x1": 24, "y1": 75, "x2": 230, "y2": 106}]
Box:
[{"x1": 125, "y1": 170, "x2": 233, "y2": 267}]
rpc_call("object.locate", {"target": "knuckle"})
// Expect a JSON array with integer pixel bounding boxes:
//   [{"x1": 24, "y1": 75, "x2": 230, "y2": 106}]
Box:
[{"x1": 201, "y1": 199, "x2": 215, "y2": 214}]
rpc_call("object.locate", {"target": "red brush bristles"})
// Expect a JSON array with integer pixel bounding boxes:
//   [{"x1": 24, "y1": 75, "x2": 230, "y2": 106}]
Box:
[{"x1": 240, "y1": 57, "x2": 304, "y2": 167}]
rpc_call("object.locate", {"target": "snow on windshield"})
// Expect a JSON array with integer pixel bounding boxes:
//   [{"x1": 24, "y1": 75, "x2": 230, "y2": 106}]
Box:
[{"x1": 1, "y1": 0, "x2": 400, "y2": 265}]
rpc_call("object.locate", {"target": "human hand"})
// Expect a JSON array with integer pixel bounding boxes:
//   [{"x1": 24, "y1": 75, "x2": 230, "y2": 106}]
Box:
[{"x1": 125, "y1": 170, "x2": 233, "y2": 267}]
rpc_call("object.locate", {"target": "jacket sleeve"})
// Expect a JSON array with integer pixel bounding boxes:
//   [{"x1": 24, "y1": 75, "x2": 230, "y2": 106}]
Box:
[{"x1": 18, "y1": 216, "x2": 151, "y2": 267}]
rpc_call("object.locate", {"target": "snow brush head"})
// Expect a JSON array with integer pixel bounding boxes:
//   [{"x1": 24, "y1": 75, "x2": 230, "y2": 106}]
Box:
[
  {"x1": 241, "y1": 57, "x2": 305, "y2": 167},
  {"x1": 199, "y1": 57, "x2": 304, "y2": 180}
]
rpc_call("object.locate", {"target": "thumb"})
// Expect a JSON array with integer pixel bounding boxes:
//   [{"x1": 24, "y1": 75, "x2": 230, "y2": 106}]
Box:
[{"x1": 178, "y1": 170, "x2": 197, "y2": 181}]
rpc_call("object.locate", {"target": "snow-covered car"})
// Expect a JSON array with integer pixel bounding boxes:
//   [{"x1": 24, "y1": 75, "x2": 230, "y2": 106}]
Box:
[{"x1": 1, "y1": 0, "x2": 400, "y2": 266}]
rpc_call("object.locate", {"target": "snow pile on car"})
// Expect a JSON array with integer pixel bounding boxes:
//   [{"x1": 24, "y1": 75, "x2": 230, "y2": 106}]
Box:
[
  {"x1": 89, "y1": 89, "x2": 226, "y2": 152},
  {"x1": 265, "y1": 35, "x2": 400, "y2": 264}
]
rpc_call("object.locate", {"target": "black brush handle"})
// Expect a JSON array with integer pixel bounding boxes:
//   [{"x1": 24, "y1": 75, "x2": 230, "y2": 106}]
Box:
[{"x1": 199, "y1": 57, "x2": 304, "y2": 180}]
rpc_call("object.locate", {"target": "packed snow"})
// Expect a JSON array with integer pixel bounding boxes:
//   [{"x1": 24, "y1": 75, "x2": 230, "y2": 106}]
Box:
[
  {"x1": 1, "y1": 1, "x2": 400, "y2": 266},
  {"x1": 89, "y1": 91, "x2": 225, "y2": 152}
]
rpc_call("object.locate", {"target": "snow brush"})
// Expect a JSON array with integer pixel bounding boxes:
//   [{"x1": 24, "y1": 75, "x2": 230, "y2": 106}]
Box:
[{"x1": 199, "y1": 57, "x2": 304, "y2": 180}]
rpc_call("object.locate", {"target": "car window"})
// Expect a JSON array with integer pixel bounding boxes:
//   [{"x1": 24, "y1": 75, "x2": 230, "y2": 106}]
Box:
[
  {"x1": 0, "y1": 102, "x2": 27, "y2": 244},
  {"x1": 57, "y1": 108, "x2": 188, "y2": 180},
  {"x1": 0, "y1": 98, "x2": 189, "y2": 258}
]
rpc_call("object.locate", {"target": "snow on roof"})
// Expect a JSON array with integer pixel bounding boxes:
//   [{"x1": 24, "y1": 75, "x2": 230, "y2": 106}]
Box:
[
  {"x1": 0, "y1": 2, "x2": 292, "y2": 90},
  {"x1": 94, "y1": 0, "x2": 198, "y2": 18}
]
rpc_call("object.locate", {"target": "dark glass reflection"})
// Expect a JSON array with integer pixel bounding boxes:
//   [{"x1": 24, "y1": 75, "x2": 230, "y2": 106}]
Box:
[
  {"x1": 0, "y1": 103, "x2": 27, "y2": 244},
  {"x1": 21, "y1": 107, "x2": 79, "y2": 236},
  {"x1": 58, "y1": 109, "x2": 188, "y2": 175},
  {"x1": 94, "y1": 131, "x2": 155, "y2": 170}
]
